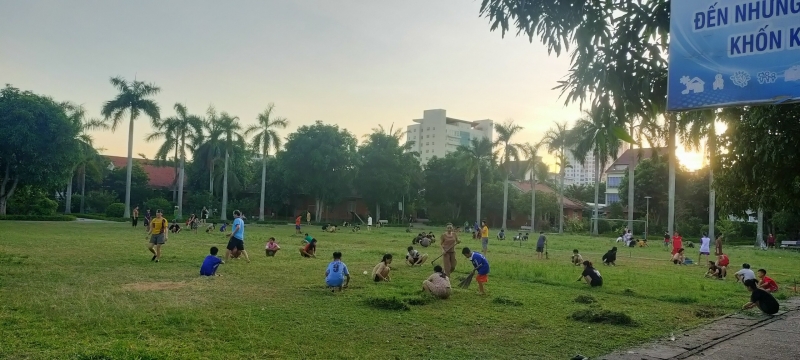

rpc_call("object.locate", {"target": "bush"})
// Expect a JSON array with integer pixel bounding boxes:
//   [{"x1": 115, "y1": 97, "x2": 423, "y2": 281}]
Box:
[
  {"x1": 0, "y1": 215, "x2": 76, "y2": 221},
  {"x1": 566, "y1": 217, "x2": 588, "y2": 234},
  {"x1": 76, "y1": 214, "x2": 128, "y2": 222},
  {"x1": 569, "y1": 309, "x2": 634, "y2": 326},
  {"x1": 105, "y1": 203, "x2": 126, "y2": 218},
  {"x1": 145, "y1": 198, "x2": 173, "y2": 215},
  {"x1": 7, "y1": 186, "x2": 59, "y2": 216},
  {"x1": 186, "y1": 191, "x2": 213, "y2": 215},
  {"x1": 85, "y1": 191, "x2": 118, "y2": 213}
]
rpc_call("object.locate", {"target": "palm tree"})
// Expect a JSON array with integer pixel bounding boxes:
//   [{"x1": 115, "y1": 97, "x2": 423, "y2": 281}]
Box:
[
  {"x1": 520, "y1": 142, "x2": 543, "y2": 231},
  {"x1": 494, "y1": 120, "x2": 523, "y2": 231},
  {"x1": 570, "y1": 106, "x2": 625, "y2": 235},
  {"x1": 542, "y1": 121, "x2": 572, "y2": 234},
  {"x1": 62, "y1": 103, "x2": 108, "y2": 214},
  {"x1": 245, "y1": 103, "x2": 288, "y2": 221},
  {"x1": 679, "y1": 109, "x2": 717, "y2": 239},
  {"x1": 146, "y1": 103, "x2": 202, "y2": 218},
  {"x1": 218, "y1": 112, "x2": 243, "y2": 220},
  {"x1": 194, "y1": 106, "x2": 225, "y2": 198},
  {"x1": 457, "y1": 138, "x2": 494, "y2": 227},
  {"x1": 101, "y1": 76, "x2": 161, "y2": 218}
]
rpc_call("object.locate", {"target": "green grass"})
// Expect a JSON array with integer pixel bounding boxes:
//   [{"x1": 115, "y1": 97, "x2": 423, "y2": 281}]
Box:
[{"x1": 1, "y1": 222, "x2": 799, "y2": 359}]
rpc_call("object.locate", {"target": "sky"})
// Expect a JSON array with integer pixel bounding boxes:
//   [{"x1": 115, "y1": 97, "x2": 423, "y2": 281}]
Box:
[{"x1": 0, "y1": 0, "x2": 703, "y2": 170}]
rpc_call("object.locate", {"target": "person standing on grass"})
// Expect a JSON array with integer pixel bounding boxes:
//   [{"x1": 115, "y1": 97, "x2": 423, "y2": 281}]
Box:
[
  {"x1": 132, "y1": 206, "x2": 139, "y2": 227},
  {"x1": 743, "y1": 279, "x2": 779, "y2": 315},
  {"x1": 699, "y1": 233, "x2": 711, "y2": 265},
  {"x1": 462, "y1": 247, "x2": 490, "y2": 295},
  {"x1": 295, "y1": 215, "x2": 302, "y2": 235},
  {"x1": 306, "y1": 210, "x2": 311, "y2": 225},
  {"x1": 144, "y1": 209, "x2": 152, "y2": 229},
  {"x1": 663, "y1": 231, "x2": 670, "y2": 247},
  {"x1": 367, "y1": 215, "x2": 373, "y2": 231},
  {"x1": 578, "y1": 261, "x2": 603, "y2": 287},
  {"x1": 146, "y1": 209, "x2": 168, "y2": 262},
  {"x1": 767, "y1": 233, "x2": 776, "y2": 249},
  {"x1": 325, "y1": 251, "x2": 350, "y2": 291},
  {"x1": 201, "y1": 207, "x2": 209, "y2": 224},
  {"x1": 225, "y1": 210, "x2": 250, "y2": 263},
  {"x1": 372, "y1": 254, "x2": 393, "y2": 282},
  {"x1": 536, "y1": 231, "x2": 546, "y2": 260},
  {"x1": 200, "y1": 246, "x2": 224, "y2": 276},
  {"x1": 480, "y1": 220, "x2": 489, "y2": 253},
  {"x1": 671, "y1": 232, "x2": 683, "y2": 256},
  {"x1": 757, "y1": 269, "x2": 779, "y2": 293},
  {"x1": 715, "y1": 233, "x2": 724, "y2": 256},
  {"x1": 440, "y1": 224, "x2": 460, "y2": 275}
]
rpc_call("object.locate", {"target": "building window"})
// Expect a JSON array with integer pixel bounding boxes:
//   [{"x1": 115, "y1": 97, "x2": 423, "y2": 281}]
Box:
[
  {"x1": 432, "y1": 134, "x2": 435, "y2": 138},
  {"x1": 426, "y1": 135, "x2": 429, "y2": 138},
  {"x1": 425, "y1": 150, "x2": 429, "y2": 153},
  {"x1": 607, "y1": 176, "x2": 622, "y2": 188},
  {"x1": 426, "y1": 142, "x2": 429, "y2": 145},
  {"x1": 431, "y1": 142, "x2": 434, "y2": 145},
  {"x1": 427, "y1": 127, "x2": 430, "y2": 130},
  {"x1": 606, "y1": 193, "x2": 620, "y2": 204}
]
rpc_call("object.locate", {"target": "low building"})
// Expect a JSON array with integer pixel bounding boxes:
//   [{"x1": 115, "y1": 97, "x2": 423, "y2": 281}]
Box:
[
  {"x1": 105, "y1": 156, "x2": 181, "y2": 189},
  {"x1": 604, "y1": 148, "x2": 667, "y2": 204},
  {"x1": 507, "y1": 181, "x2": 586, "y2": 229}
]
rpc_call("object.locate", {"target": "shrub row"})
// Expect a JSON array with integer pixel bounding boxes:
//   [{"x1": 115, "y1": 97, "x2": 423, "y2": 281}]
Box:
[
  {"x1": 75, "y1": 214, "x2": 129, "y2": 222},
  {"x1": 0, "y1": 215, "x2": 76, "y2": 221}
]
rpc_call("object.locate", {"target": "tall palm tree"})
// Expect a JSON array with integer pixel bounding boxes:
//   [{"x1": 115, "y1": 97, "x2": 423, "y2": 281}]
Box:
[
  {"x1": 245, "y1": 103, "x2": 289, "y2": 221},
  {"x1": 520, "y1": 142, "x2": 543, "y2": 231},
  {"x1": 679, "y1": 109, "x2": 717, "y2": 239},
  {"x1": 570, "y1": 106, "x2": 625, "y2": 235},
  {"x1": 101, "y1": 76, "x2": 161, "y2": 218},
  {"x1": 457, "y1": 138, "x2": 494, "y2": 227},
  {"x1": 218, "y1": 112, "x2": 243, "y2": 220},
  {"x1": 146, "y1": 103, "x2": 202, "y2": 218},
  {"x1": 62, "y1": 103, "x2": 108, "y2": 214},
  {"x1": 494, "y1": 120, "x2": 523, "y2": 231},
  {"x1": 195, "y1": 106, "x2": 225, "y2": 198},
  {"x1": 146, "y1": 116, "x2": 180, "y2": 200},
  {"x1": 542, "y1": 121, "x2": 572, "y2": 234}
]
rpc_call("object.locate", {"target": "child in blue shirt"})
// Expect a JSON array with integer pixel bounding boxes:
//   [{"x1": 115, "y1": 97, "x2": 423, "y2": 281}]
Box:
[
  {"x1": 462, "y1": 247, "x2": 490, "y2": 295},
  {"x1": 325, "y1": 251, "x2": 350, "y2": 292},
  {"x1": 200, "y1": 247, "x2": 223, "y2": 276}
]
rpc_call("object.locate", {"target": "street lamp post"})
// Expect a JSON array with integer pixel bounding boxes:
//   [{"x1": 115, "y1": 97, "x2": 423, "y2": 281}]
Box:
[{"x1": 645, "y1": 196, "x2": 652, "y2": 240}]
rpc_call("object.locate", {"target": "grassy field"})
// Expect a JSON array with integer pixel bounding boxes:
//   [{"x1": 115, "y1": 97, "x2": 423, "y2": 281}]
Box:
[{"x1": 1, "y1": 221, "x2": 799, "y2": 359}]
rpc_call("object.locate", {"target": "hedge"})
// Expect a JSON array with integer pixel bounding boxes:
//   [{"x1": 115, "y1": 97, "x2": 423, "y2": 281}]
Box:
[
  {"x1": 0, "y1": 215, "x2": 76, "y2": 221},
  {"x1": 75, "y1": 214, "x2": 129, "y2": 222}
]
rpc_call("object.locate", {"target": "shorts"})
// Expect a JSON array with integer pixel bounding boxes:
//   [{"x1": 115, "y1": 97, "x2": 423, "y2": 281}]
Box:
[
  {"x1": 476, "y1": 274, "x2": 488, "y2": 283},
  {"x1": 700, "y1": 251, "x2": 710, "y2": 255},
  {"x1": 227, "y1": 237, "x2": 245, "y2": 251},
  {"x1": 266, "y1": 250, "x2": 276, "y2": 257},
  {"x1": 149, "y1": 234, "x2": 165, "y2": 245},
  {"x1": 373, "y1": 275, "x2": 381, "y2": 282},
  {"x1": 536, "y1": 246, "x2": 544, "y2": 253},
  {"x1": 202, "y1": 214, "x2": 208, "y2": 220},
  {"x1": 326, "y1": 279, "x2": 344, "y2": 288},
  {"x1": 295, "y1": 225, "x2": 301, "y2": 230},
  {"x1": 481, "y1": 237, "x2": 488, "y2": 248},
  {"x1": 590, "y1": 278, "x2": 603, "y2": 287}
]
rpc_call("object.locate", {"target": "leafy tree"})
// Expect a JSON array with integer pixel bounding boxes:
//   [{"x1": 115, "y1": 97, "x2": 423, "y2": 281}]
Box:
[
  {"x1": 494, "y1": 120, "x2": 523, "y2": 230},
  {"x1": 423, "y1": 153, "x2": 475, "y2": 222},
  {"x1": 279, "y1": 121, "x2": 358, "y2": 222},
  {"x1": 520, "y1": 142, "x2": 543, "y2": 229},
  {"x1": 193, "y1": 106, "x2": 225, "y2": 197},
  {"x1": 564, "y1": 183, "x2": 606, "y2": 204},
  {"x1": 61, "y1": 102, "x2": 108, "y2": 214},
  {"x1": 457, "y1": 138, "x2": 495, "y2": 225},
  {"x1": 245, "y1": 103, "x2": 288, "y2": 221},
  {"x1": 355, "y1": 125, "x2": 419, "y2": 222},
  {"x1": 217, "y1": 112, "x2": 243, "y2": 220},
  {"x1": 0, "y1": 86, "x2": 81, "y2": 215},
  {"x1": 101, "y1": 76, "x2": 161, "y2": 218},
  {"x1": 103, "y1": 162, "x2": 151, "y2": 209},
  {"x1": 542, "y1": 121, "x2": 571, "y2": 234},
  {"x1": 678, "y1": 110, "x2": 717, "y2": 239}
]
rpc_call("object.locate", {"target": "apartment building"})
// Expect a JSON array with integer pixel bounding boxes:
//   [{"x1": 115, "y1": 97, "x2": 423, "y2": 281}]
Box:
[{"x1": 406, "y1": 109, "x2": 493, "y2": 165}]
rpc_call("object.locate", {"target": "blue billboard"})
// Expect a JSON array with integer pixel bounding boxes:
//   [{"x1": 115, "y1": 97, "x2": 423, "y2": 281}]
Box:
[{"x1": 668, "y1": 0, "x2": 800, "y2": 111}]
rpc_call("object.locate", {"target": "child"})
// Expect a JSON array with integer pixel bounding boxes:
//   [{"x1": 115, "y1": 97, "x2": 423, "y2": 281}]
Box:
[
  {"x1": 462, "y1": 247, "x2": 490, "y2": 295},
  {"x1": 523, "y1": 233, "x2": 529, "y2": 241},
  {"x1": 571, "y1": 249, "x2": 583, "y2": 266},
  {"x1": 672, "y1": 232, "x2": 683, "y2": 256},
  {"x1": 735, "y1": 263, "x2": 756, "y2": 283},
  {"x1": 200, "y1": 246, "x2": 223, "y2": 276},
  {"x1": 205, "y1": 223, "x2": 216, "y2": 233},
  {"x1": 419, "y1": 235, "x2": 432, "y2": 248},
  {"x1": 372, "y1": 254, "x2": 392, "y2": 282},
  {"x1": 602, "y1": 247, "x2": 617, "y2": 266},
  {"x1": 705, "y1": 261, "x2": 722, "y2": 279},
  {"x1": 578, "y1": 261, "x2": 603, "y2": 287},
  {"x1": 169, "y1": 221, "x2": 182, "y2": 234},
  {"x1": 304, "y1": 233, "x2": 313, "y2": 245},
  {"x1": 716, "y1": 253, "x2": 730, "y2": 278},
  {"x1": 406, "y1": 246, "x2": 428, "y2": 266},
  {"x1": 422, "y1": 265, "x2": 452, "y2": 299},
  {"x1": 699, "y1": 232, "x2": 711, "y2": 264},
  {"x1": 742, "y1": 279, "x2": 779, "y2": 315},
  {"x1": 325, "y1": 251, "x2": 350, "y2": 291},
  {"x1": 536, "y1": 231, "x2": 547, "y2": 260},
  {"x1": 672, "y1": 248, "x2": 686, "y2": 265},
  {"x1": 265, "y1": 237, "x2": 280, "y2": 257},
  {"x1": 637, "y1": 238, "x2": 648, "y2": 247},
  {"x1": 219, "y1": 222, "x2": 228, "y2": 232},
  {"x1": 497, "y1": 229, "x2": 505, "y2": 240},
  {"x1": 480, "y1": 221, "x2": 490, "y2": 253},
  {"x1": 757, "y1": 269, "x2": 779, "y2": 293},
  {"x1": 295, "y1": 215, "x2": 302, "y2": 235},
  {"x1": 300, "y1": 239, "x2": 317, "y2": 258},
  {"x1": 663, "y1": 231, "x2": 670, "y2": 247}
]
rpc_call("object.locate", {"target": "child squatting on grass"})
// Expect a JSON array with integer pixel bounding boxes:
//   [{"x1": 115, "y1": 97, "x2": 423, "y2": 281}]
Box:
[
  {"x1": 422, "y1": 265, "x2": 451, "y2": 299},
  {"x1": 406, "y1": 246, "x2": 428, "y2": 266},
  {"x1": 672, "y1": 248, "x2": 686, "y2": 265},
  {"x1": 325, "y1": 251, "x2": 350, "y2": 292},
  {"x1": 462, "y1": 247, "x2": 490, "y2": 295},
  {"x1": 200, "y1": 247, "x2": 223, "y2": 276},
  {"x1": 372, "y1": 254, "x2": 392, "y2": 282},
  {"x1": 300, "y1": 239, "x2": 317, "y2": 258},
  {"x1": 572, "y1": 249, "x2": 583, "y2": 266},
  {"x1": 265, "y1": 237, "x2": 280, "y2": 257},
  {"x1": 602, "y1": 247, "x2": 617, "y2": 266},
  {"x1": 757, "y1": 269, "x2": 779, "y2": 293},
  {"x1": 578, "y1": 261, "x2": 603, "y2": 287}
]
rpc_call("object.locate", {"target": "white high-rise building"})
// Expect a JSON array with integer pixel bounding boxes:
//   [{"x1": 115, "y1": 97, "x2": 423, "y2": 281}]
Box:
[
  {"x1": 406, "y1": 109, "x2": 493, "y2": 165},
  {"x1": 563, "y1": 150, "x2": 599, "y2": 186}
]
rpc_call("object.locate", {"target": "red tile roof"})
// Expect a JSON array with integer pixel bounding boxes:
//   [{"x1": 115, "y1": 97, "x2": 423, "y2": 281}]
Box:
[
  {"x1": 510, "y1": 181, "x2": 585, "y2": 210},
  {"x1": 105, "y1": 156, "x2": 181, "y2": 189},
  {"x1": 605, "y1": 148, "x2": 668, "y2": 174}
]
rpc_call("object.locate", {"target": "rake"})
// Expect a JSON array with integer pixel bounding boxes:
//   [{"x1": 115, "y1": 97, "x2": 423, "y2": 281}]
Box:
[
  {"x1": 458, "y1": 269, "x2": 476, "y2": 288},
  {"x1": 431, "y1": 244, "x2": 457, "y2": 265}
]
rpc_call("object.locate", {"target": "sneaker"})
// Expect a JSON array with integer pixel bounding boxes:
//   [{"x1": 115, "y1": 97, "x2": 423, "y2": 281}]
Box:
[{"x1": 151, "y1": 255, "x2": 157, "y2": 261}]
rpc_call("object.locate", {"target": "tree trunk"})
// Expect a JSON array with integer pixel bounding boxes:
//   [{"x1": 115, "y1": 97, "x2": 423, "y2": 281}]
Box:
[
  {"x1": 708, "y1": 121, "x2": 716, "y2": 241},
  {"x1": 177, "y1": 143, "x2": 185, "y2": 219},
  {"x1": 476, "y1": 169, "x2": 482, "y2": 226},
  {"x1": 315, "y1": 198, "x2": 322, "y2": 223},
  {"x1": 259, "y1": 152, "x2": 267, "y2": 221},
  {"x1": 0, "y1": 163, "x2": 20, "y2": 215},
  {"x1": 209, "y1": 161, "x2": 214, "y2": 197},
  {"x1": 172, "y1": 143, "x2": 178, "y2": 203},
  {"x1": 627, "y1": 141, "x2": 635, "y2": 231},
  {"x1": 530, "y1": 175, "x2": 536, "y2": 232},
  {"x1": 376, "y1": 203, "x2": 381, "y2": 224},
  {"x1": 65, "y1": 173, "x2": 73, "y2": 214},
  {"x1": 592, "y1": 157, "x2": 601, "y2": 236},
  {"x1": 559, "y1": 164, "x2": 565, "y2": 234},
  {"x1": 757, "y1": 208, "x2": 764, "y2": 248},
  {"x1": 123, "y1": 112, "x2": 134, "y2": 218},
  {"x1": 502, "y1": 172, "x2": 509, "y2": 231},
  {"x1": 667, "y1": 113, "x2": 677, "y2": 235},
  {"x1": 220, "y1": 150, "x2": 229, "y2": 220},
  {"x1": 80, "y1": 164, "x2": 86, "y2": 214}
]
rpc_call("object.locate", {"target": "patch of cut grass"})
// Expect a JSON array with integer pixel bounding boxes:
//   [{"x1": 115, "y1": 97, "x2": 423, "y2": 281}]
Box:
[
  {"x1": 492, "y1": 296, "x2": 523, "y2": 306},
  {"x1": 570, "y1": 309, "x2": 635, "y2": 326},
  {"x1": 574, "y1": 294, "x2": 597, "y2": 304},
  {"x1": 364, "y1": 296, "x2": 410, "y2": 311}
]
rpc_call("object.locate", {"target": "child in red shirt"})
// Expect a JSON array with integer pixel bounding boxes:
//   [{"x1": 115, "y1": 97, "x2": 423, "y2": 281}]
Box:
[
  {"x1": 757, "y1": 269, "x2": 779, "y2": 293},
  {"x1": 716, "y1": 254, "x2": 730, "y2": 278},
  {"x1": 671, "y1": 232, "x2": 683, "y2": 256}
]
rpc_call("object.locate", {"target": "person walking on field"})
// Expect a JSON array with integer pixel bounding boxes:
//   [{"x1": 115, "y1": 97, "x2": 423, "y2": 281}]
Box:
[
  {"x1": 480, "y1": 221, "x2": 489, "y2": 253},
  {"x1": 699, "y1": 233, "x2": 711, "y2": 265},
  {"x1": 225, "y1": 210, "x2": 250, "y2": 263},
  {"x1": 440, "y1": 224, "x2": 460, "y2": 275},
  {"x1": 146, "y1": 209, "x2": 168, "y2": 262},
  {"x1": 132, "y1": 206, "x2": 139, "y2": 227}
]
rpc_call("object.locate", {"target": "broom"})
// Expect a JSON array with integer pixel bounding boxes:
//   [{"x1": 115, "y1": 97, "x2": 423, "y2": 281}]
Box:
[{"x1": 458, "y1": 269, "x2": 476, "y2": 288}]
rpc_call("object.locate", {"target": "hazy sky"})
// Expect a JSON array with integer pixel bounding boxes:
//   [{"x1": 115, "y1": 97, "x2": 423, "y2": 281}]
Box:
[{"x1": 1, "y1": 0, "x2": 702, "y2": 170}]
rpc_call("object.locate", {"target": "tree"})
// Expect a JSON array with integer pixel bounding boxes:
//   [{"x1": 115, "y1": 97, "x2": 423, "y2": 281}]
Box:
[
  {"x1": 520, "y1": 142, "x2": 543, "y2": 230},
  {"x1": 457, "y1": 138, "x2": 495, "y2": 226},
  {"x1": 542, "y1": 121, "x2": 572, "y2": 234},
  {"x1": 0, "y1": 86, "x2": 81, "y2": 215},
  {"x1": 494, "y1": 120, "x2": 523, "y2": 230},
  {"x1": 423, "y1": 153, "x2": 476, "y2": 223},
  {"x1": 103, "y1": 162, "x2": 152, "y2": 208},
  {"x1": 101, "y1": 76, "x2": 161, "y2": 218},
  {"x1": 678, "y1": 110, "x2": 718, "y2": 239},
  {"x1": 192, "y1": 106, "x2": 224, "y2": 198},
  {"x1": 355, "y1": 124, "x2": 419, "y2": 223},
  {"x1": 244, "y1": 103, "x2": 288, "y2": 221},
  {"x1": 217, "y1": 112, "x2": 243, "y2": 220},
  {"x1": 146, "y1": 103, "x2": 202, "y2": 218},
  {"x1": 61, "y1": 103, "x2": 108, "y2": 214},
  {"x1": 280, "y1": 121, "x2": 358, "y2": 222}
]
